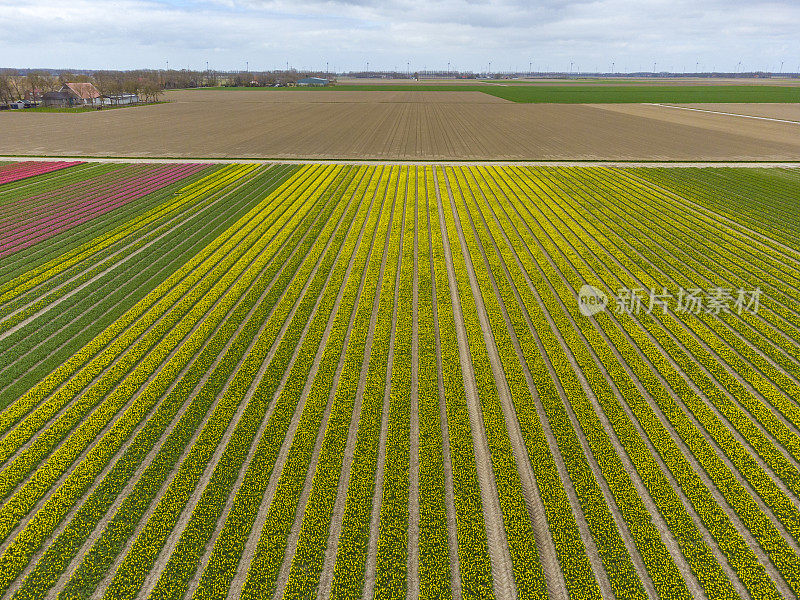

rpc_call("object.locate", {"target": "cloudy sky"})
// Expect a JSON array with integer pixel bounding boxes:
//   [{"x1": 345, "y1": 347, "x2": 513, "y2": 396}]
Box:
[{"x1": 1, "y1": 0, "x2": 798, "y2": 73}]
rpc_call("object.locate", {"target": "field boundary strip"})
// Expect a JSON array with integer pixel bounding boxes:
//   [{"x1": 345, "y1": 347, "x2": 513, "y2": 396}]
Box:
[
  {"x1": 648, "y1": 103, "x2": 800, "y2": 124},
  {"x1": 1, "y1": 156, "x2": 800, "y2": 167}
]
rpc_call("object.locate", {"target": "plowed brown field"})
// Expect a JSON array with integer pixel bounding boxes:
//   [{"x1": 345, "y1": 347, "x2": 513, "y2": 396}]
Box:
[{"x1": 2, "y1": 90, "x2": 799, "y2": 160}]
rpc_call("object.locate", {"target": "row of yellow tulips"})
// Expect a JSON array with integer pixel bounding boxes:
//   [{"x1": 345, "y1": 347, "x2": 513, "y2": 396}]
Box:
[
  {"x1": 444, "y1": 167, "x2": 549, "y2": 600},
  {"x1": 491, "y1": 165, "x2": 783, "y2": 599},
  {"x1": 190, "y1": 168, "x2": 374, "y2": 600},
  {"x1": 238, "y1": 166, "x2": 389, "y2": 600}
]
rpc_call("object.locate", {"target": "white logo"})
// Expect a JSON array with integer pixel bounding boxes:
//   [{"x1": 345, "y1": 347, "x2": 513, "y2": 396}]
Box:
[{"x1": 578, "y1": 285, "x2": 608, "y2": 316}]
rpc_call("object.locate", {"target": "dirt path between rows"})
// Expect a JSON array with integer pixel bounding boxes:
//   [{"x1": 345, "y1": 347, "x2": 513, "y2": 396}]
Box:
[
  {"x1": 314, "y1": 173, "x2": 394, "y2": 600},
  {"x1": 2, "y1": 156, "x2": 799, "y2": 167},
  {"x1": 406, "y1": 173, "x2": 421, "y2": 600}
]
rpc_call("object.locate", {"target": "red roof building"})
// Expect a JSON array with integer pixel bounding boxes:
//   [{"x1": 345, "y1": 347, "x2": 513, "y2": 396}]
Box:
[{"x1": 61, "y1": 82, "x2": 102, "y2": 105}]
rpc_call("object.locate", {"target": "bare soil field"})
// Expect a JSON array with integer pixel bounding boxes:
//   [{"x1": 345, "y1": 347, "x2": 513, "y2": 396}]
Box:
[
  {"x1": 1, "y1": 90, "x2": 799, "y2": 160},
  {"x1": 169, "y1": 89, "x2": 510, "y2": 103}
]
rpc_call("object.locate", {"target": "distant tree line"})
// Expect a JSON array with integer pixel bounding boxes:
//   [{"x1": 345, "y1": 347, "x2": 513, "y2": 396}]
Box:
[
  {"x1": 0, "y1": 69, "x2": 166, "y2": 106},
  {"x1": 0, "y1": 67, "x2": 349, "y2": 105}
]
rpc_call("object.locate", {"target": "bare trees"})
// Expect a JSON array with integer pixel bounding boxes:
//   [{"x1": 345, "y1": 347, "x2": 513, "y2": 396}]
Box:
[
  {"x1": 0, "y1": 70, "x2": 15, "y2": 106},
  {"x1": 140, "y1": 80, "x2": 164, "y2": 103}
]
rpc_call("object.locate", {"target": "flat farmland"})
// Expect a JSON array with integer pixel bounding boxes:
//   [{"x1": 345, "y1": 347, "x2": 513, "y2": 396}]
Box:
[
  {"x1": 1, "y1": 90, "x2": 800, "y2": 160},
  {"x1": 660, "y1": 103, "x2": 800, "y2": 122},
  {"x1": 1, "y1": 161, "x2": 800, "y2": 600}
]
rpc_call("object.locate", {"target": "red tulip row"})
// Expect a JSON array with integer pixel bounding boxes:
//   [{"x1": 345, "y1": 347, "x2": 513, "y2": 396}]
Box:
[
  {"x1": 0, "y1": 164, "x2": 208, "y2": 259},
  {"x1": 0, "y1": 164, "x2": 147, "y2": 220},
  {"x1": 0, "y1": 161, "x2": 81, "y2": 186}
]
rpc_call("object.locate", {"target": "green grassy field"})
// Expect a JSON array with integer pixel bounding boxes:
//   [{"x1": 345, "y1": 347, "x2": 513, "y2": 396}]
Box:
[{"x1": 9, "y1": 102, "x2": 166, "y2": 114}]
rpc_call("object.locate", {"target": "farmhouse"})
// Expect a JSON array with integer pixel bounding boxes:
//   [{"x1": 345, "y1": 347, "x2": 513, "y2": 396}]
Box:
[
  {"x1": 42, "y1": 82, "x2": 102, "y2": 107},
  {"x1": 297, "y1": 77, "x2": 330, "y2": 86}
]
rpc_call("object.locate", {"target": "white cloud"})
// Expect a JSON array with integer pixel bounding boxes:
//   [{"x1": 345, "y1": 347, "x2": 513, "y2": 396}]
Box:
[{"x1": 0, "y1": 0, "x2": 798, "y2": 72}]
